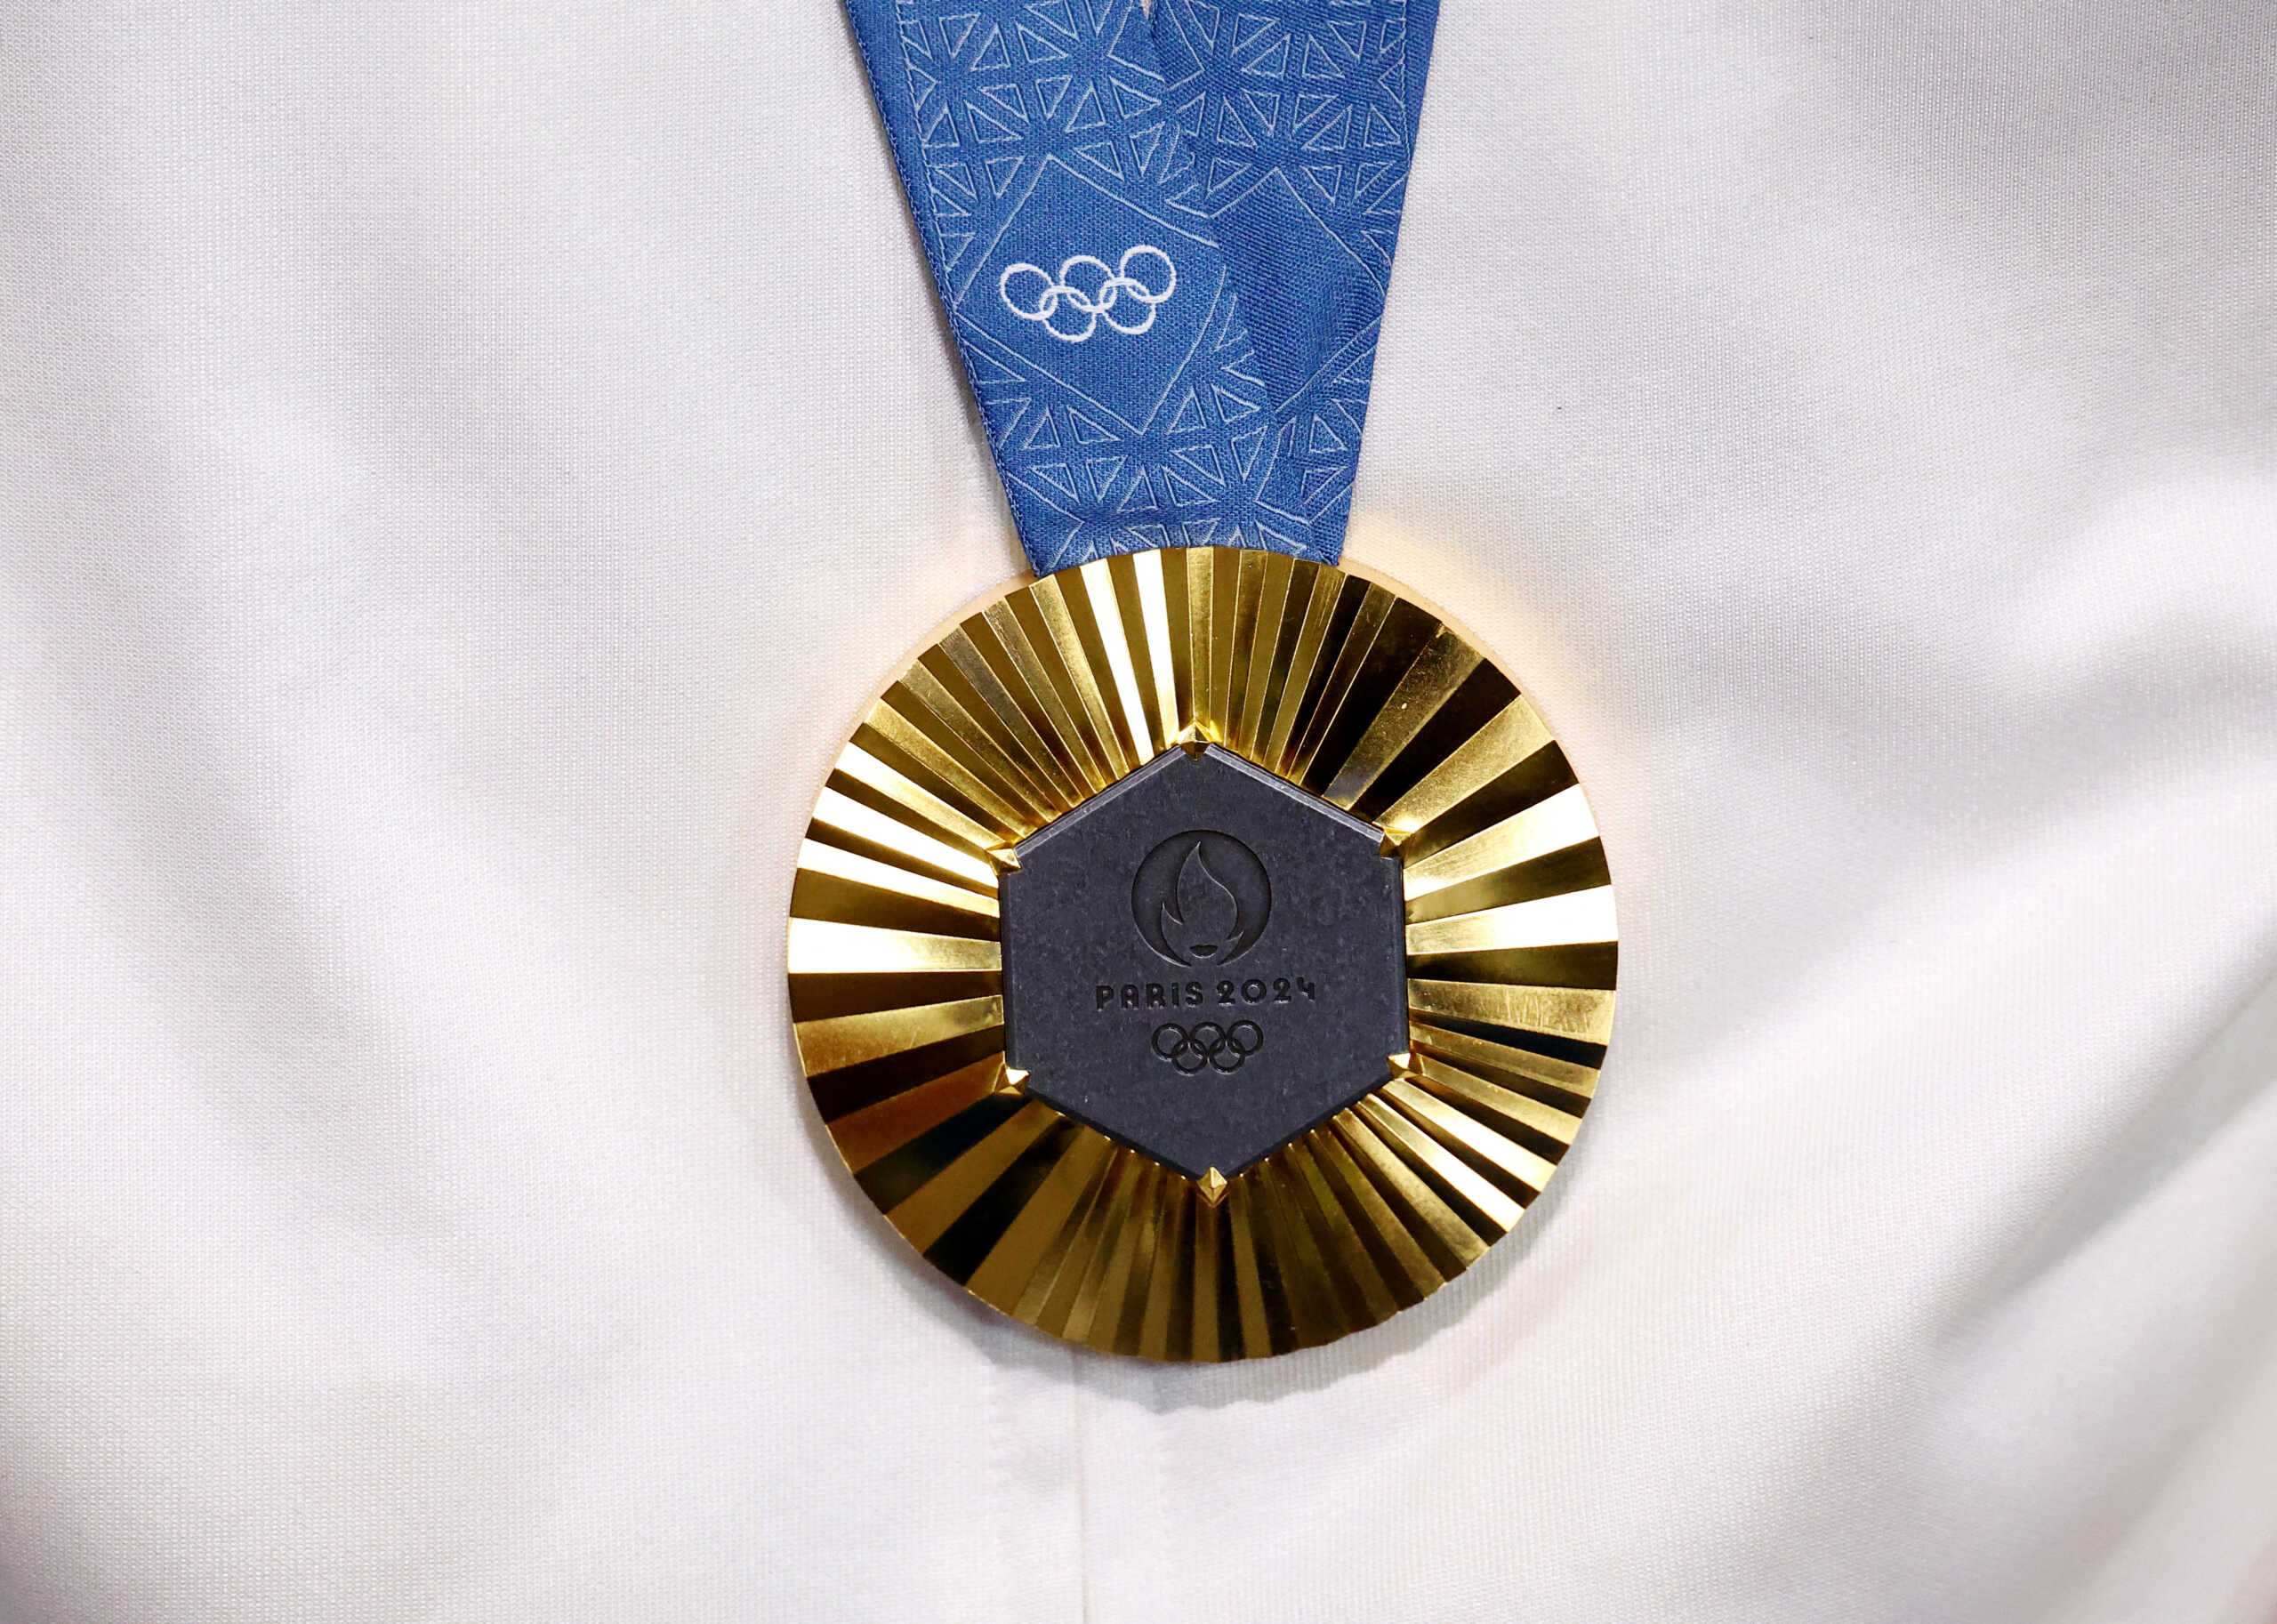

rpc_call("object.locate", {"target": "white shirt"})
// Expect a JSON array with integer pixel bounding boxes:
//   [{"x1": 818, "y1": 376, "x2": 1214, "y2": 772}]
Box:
[{"x1": 3, "y1": 3, "x2": 2273, "y2": 1620}]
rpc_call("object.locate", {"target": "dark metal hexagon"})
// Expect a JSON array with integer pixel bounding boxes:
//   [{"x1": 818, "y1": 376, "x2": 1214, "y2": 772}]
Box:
[{"x1": 1000, "y1": 745, "x2": 1406, "y2": 1179}]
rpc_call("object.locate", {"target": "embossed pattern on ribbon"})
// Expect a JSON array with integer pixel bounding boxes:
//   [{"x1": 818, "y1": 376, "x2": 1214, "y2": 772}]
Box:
[
  {"x1": 1154, "y1": 0, "x2": 1442, "y2": 547},
  {"x1": 844, "y1": 0, "x2": 1309, "y2": 569},
  {"x1": 842, "y1": 0, "x2": 1438, "y2": 571}
]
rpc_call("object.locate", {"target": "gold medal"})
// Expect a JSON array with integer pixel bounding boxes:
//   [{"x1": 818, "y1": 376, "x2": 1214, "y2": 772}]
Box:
[{"x1": 788, "y1": 547, "x2": 1614, "y2": 1358}]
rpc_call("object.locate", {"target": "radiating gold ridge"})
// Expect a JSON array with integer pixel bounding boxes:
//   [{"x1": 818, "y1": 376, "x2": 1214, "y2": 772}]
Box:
[{"x1": 788, "y1": 547, "x2": 1616, "y2": 1361}]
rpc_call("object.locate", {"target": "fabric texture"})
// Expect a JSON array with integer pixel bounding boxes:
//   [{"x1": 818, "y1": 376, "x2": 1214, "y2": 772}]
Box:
[
  {"x1": 1155, "y1": 0, "x2": 1439, "y2": 549},
  {"x1": 4, "y1": 4, "x2": 2275, "y2": 1622},
  {"x1": 841, "y1": 0, "x2": 1443, "y2": 569},
  {"x1": 843, "y1": 0, "x2": 1305, "y2": 567}
]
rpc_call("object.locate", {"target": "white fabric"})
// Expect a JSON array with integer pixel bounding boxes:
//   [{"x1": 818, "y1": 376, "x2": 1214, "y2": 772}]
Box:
[{"x1": 4, "y1": 4, "x2": 2274, "y2": 1620}]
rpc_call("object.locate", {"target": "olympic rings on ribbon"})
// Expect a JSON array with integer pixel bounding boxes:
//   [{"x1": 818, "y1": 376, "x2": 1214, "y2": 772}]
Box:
[
  {"x1": 998, "y1": 245, "x2": 1178, "y2": 343},
  {"x1": 1150, "y1": 1019, "x2": 1264, "y2": 1074}
]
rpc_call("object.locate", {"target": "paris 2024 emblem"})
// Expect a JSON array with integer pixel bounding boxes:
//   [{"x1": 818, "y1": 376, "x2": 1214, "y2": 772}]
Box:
[
  {"x1": 1130, "y1": 831, "x2": 1270, "y2": 968},
  {"x1": 990, "y1": 741, "x2": 1408, "y2": 1181},
  {"x1": 1131, "y1": 831, "x2": 1273, "y2": 1073}
]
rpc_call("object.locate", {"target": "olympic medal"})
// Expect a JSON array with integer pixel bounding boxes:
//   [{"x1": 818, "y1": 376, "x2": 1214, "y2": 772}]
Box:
[{"x1": 787, "y1": 547, "x2": 1616, "y2": 1359}]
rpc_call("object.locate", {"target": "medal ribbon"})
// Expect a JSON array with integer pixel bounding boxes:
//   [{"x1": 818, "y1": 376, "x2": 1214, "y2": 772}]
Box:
[{"x1": 842, "y1": 0, "x2": 1440, "y2": 572}]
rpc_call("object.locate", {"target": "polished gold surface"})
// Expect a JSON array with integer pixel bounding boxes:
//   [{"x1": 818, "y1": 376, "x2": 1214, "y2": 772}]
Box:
[{"x1": 788, "y1": 547, "x2": 1616, "y2": 1360}]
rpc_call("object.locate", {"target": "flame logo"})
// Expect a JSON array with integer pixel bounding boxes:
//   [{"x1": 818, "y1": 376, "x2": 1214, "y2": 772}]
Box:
[
  {"x1": 1130, "y1": 831, "x2": 1270, "y2": 967},
  {"x1": 1162, "y1": 845, "x2": 1240, "y2": 961}
]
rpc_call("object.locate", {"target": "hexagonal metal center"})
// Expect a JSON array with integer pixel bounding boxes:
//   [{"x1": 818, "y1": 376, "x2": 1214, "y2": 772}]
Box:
[{"x1": 999, "y1": 745, "x2": 1406, "y2": 1179}]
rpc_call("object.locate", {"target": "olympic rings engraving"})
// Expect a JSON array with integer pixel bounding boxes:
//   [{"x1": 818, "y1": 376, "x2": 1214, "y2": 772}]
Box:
[
  {"x1": 999, "y1": 245, "x2": 1177, "y2": 343},
  {"x1": 1150, "y1": 1019, "x2": 1264, "y2": 1074}
]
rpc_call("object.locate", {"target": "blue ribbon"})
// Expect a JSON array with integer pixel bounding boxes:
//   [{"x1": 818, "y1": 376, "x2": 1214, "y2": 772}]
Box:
[{"x1": 842, "y1": 0, "x2": 1438, "y2": 572}]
